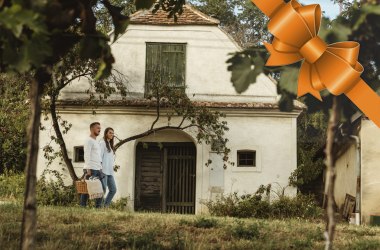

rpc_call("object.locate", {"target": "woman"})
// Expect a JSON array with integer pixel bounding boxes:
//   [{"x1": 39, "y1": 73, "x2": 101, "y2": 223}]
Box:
[{"x1": 100, "y1": 127, "x2": 117, "y2": 207}]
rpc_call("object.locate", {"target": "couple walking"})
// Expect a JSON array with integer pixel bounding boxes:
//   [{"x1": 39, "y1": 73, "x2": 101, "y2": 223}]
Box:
[{"x1": 80, "y1": 122, "x2": 117, "y2": 208}]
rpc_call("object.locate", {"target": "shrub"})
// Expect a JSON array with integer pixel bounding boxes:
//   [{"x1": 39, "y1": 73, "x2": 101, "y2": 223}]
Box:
[
  {"x1": 236, "y1": 195, "x2": 271, "y2": 218},
  {"x1": 204, "y1": 185, "x2": 272, "y2": 218},
  {"x1": 204, "y1": 187, "x2": 323, "y2": 220},
  {"x1": 204, "y1": 192, "x2": 240, "y2": 217},
  {"x1": 271, "y1": 194, "x2": 323, "y2": 219},
  {"x1": 204, "y1": 192, "x2": 271, "y2": 218},
  {"x1": 37, "y1": 169, "x2": 77, "y2": 206},
  {"x1": 0, "y1": 169, "x2": 77, "y2": 206},
  {"x1": 0, "y1": 170, "x2": 25, "y2": 200}
]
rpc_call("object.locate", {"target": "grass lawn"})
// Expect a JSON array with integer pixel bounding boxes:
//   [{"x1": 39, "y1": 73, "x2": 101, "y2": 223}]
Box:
[{"x1": 1, "y1": 202, "x2": 380, "y2": 250}]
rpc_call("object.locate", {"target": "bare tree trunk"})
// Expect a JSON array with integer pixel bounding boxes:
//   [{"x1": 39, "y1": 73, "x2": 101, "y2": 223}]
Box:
[
  {"x1": 324, "y1": 97, "x2": 341, "y2": 250},
  {"x1": 50, "y1": 95, "x2": 78, "y2": 181},
  {"x1": 20, "y1": 77, "x2": 44, "y2": 250}
]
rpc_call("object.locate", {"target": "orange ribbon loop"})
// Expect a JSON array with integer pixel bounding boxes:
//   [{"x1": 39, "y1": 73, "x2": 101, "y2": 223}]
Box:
[
  {"x1": 251, "y1": 0, "x2": 380, "y2": 127},
  {"x1": 299, "y1": 37, "x2": 327, "y2": 64}
]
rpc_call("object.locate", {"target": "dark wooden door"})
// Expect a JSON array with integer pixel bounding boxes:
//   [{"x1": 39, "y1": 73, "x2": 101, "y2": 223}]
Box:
[
  {"x1": 135, "y1": 142, "x2": 196, "y2": 214},
  {"x1": 135, "y1": 144, "x2": 163, "y2": 211}
]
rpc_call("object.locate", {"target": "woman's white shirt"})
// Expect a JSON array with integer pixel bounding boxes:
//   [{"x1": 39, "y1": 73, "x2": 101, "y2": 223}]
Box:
[{"x1": 99, "y1": 140, "x2": 115, "y2": 175}]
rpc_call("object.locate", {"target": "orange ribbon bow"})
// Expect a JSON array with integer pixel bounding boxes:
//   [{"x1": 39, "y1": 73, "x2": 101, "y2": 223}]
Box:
[{"x1": 252, "y1": 0, "x2": 380, "y2": 127}]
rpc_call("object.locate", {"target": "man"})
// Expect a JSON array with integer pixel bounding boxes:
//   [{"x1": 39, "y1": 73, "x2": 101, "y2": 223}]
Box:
[{"x1": 80, "y1": 122, "x2": 104, "y2": 208}]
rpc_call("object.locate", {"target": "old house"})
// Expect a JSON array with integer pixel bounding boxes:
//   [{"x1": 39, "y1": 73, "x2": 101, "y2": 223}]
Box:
[
  {"x1": 37, "y1": 5, "x2": 301, "y2": 214},
  {"x1": 330, "y1": 117, "x2": 380, "y2": 225}
]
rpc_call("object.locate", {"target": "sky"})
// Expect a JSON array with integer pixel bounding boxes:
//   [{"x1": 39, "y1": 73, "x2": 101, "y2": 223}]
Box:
[{"x1": 299, "y1": 0, "x2": 341, "y2": 19}]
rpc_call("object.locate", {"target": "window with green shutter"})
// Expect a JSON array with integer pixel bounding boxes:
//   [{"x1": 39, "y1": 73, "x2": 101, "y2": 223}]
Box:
[{"x1": 145, "y1": 43, "x2": 186, "y2": 94}]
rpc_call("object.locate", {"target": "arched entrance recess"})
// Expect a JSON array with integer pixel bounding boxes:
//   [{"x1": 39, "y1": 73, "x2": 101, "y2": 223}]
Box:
[{"x1": 134, "y1": 130, "x2": 196, "y2": 214}]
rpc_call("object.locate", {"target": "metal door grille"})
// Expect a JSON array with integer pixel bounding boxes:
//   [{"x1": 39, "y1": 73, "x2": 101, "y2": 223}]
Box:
[{"x1": 165, "y1": 145, "x2": 196, "y2": 214}]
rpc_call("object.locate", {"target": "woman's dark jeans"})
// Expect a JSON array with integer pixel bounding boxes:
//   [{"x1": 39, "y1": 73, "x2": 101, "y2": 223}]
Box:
[{"x1": 103, "y1": 175, "x2": 117, "y2": 207}]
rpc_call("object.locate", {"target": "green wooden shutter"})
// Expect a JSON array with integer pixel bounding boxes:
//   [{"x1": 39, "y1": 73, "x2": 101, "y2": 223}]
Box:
[
  {"x1": 161, "y1": 44, "x2": 185, "y2": 87},
  {"x1": 145, "y1": 43, "x2": 161, "y2": 93},
  {"x1": 145, "y1": 43, "x2": 186, "y2": 94}
]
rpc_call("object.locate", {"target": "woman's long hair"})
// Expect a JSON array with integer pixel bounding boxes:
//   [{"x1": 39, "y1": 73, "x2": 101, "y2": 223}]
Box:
[{"x1": 103, "y1": 127, "x2": 115, "y2": 153}]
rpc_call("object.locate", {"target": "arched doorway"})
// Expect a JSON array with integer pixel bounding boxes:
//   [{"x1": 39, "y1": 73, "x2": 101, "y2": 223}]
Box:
[{"x1": 134, "y1": 131, "x2": 197, "y2": 214}]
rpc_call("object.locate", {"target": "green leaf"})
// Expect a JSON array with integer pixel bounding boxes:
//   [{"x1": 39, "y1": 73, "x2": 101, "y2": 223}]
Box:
[
  {"x1": 102, "y1": 0, "x2": 130, "y2": 42},
  {"x1": 227, "y1": 53, "x2": 265, "y2": 94},
  {"x1": 135, "y1": 0, "x2": 155, "y2": 10},
  {"x1": 2, "y1": 33, "x2": 51, "y2": 72},
  {"x1": 94, "y1": 59, "x2": 113, "y2": 80},
  {"x1": 278, "y1": 91, "x2": 295, "y2": 112},
  {"x1": 79, "y1": 33, "x2": 109, "y2": 60},
  {"x1": 0, "y1": 4, "x2": 46, "y2": 38},
  {"x1": 279, "y1": 67, "x2": 299, "y2": 95}
]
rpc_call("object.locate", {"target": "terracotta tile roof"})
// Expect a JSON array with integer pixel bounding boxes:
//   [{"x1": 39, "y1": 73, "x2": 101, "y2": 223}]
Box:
[
  {"x1": 58, "y1": 98, "x2": 304, "y2": 110},
  {"x1": 129, "y1": 4, "x2": 220, "y2": 26}
]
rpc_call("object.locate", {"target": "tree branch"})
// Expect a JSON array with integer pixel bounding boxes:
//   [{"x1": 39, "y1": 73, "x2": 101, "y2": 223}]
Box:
[
  {"x1": 49, "y1": 94, "x2": 79, "y2": 181},
  {"x1": 150, "y1": 89, "x2": 160, "y2": 130},
  {"x1": 177, "y1": 115, "x2": 187, "y2": 128},
  {"x1": 114, "y1": 124, "x2": 201, "y2": 150},
  {"x1": 58, "y1": 71, "x2": 93, "y2": 92}
]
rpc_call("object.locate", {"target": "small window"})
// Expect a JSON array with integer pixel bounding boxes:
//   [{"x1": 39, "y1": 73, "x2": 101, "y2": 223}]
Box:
[
  {"x1": 237, "y1": 150, "x2": 256, "y2": 167},
  {"x1": 74, "y1": 146, "x2": 84, "y2": 162}
]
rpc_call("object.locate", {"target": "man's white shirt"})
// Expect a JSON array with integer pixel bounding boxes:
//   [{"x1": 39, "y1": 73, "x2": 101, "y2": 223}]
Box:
[{"x1": 83, "y1": 137, "x2": 102, "y2": 170}]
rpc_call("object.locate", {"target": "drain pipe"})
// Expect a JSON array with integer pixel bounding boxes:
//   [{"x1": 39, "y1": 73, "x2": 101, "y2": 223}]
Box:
[{"x1": 350, "y1": 135, "x2": 361, "y2": 225}]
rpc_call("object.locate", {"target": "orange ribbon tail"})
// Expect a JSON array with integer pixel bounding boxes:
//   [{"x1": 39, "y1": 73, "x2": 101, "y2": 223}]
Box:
[{"x1": 346, "y1": 79, "x2": 380, "y2": 127}]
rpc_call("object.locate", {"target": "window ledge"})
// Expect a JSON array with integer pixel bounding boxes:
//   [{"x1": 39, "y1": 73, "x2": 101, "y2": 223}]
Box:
[{"x1": 232, "y1": 166, "x2": 262, "y2": 173}]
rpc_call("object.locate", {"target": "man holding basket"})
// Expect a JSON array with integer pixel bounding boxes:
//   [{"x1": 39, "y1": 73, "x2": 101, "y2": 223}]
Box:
[{"x1": 79, "y1": 122, "x2": 104, "y2": 208}]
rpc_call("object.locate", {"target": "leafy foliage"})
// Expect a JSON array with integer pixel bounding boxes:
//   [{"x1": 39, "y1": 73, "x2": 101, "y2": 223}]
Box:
[
  {"x1": 36, "y1": 169, "x2": 77, "y2": 206},
  {"x1": 0, "y1": 170, "x2": 76, "y2": 206},
  {"x1": 289, "y1": 111, "x2": 328, "y2": 188},
  {"x1": 270, "y1": 195, "x2": 324, "y2": 219},
  {"x1": 203, "y1": 185, "x2": 271, "y2": 218},
  {"x1": 0, "y1": 0, "x2": 132, "y2": 80},
  {"x1": 204, "y1": 186, "x2": 323, "y2": 219},
  {"x1": 226, "y1": 48, "x2": 266, "y2": 93},
  {"x1": 0, "y1": 74, "x2": 30, "y2": 173},
  {"x1": 95, "y1": 0, "x2": 135, "y2": 33},
  {"x1": 0, "y1": 170, "x2": 25, "y2": 200}
]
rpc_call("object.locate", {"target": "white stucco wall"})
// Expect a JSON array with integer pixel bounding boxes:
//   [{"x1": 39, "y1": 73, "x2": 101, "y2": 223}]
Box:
[
  {"x1": 37, "y1": 107, "x2": 298, "y2": 213},
  {"x1": 360, "y1": 119, "x2": 380, "y2": 224},
  {"x1": 332, "y1": 143, "x2": 357, "y2": 212}
]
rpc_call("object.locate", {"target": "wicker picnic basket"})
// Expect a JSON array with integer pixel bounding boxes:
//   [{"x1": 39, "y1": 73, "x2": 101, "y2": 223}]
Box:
[{"x1": 75, "y1": 179, "x2": 88, "y2": 194}]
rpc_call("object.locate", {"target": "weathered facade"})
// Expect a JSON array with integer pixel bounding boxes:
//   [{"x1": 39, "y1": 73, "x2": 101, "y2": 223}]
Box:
[
  {"x1": 331, "y1": 118, "x2": 380, "y2": 225},
  {"x1": 37, "y1": 5, "x2": 301, "y2": 214}
]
